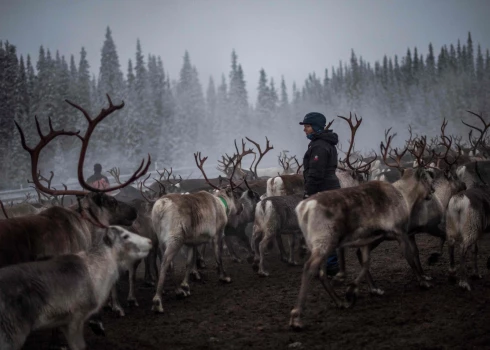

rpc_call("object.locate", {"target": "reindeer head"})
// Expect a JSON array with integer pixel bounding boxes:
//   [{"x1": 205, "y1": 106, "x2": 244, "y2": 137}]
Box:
[
  {"x1": 400, "y1": 167, "x2": 435, "y2": 202},
  {"x1": 102, "y1": 226, "x2": 152, "y2": 271},
  {"x1": 82, "y1": 192, "x2": 137, "y2": 226}
]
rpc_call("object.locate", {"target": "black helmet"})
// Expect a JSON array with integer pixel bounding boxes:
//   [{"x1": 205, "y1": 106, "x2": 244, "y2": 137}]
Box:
[{"x1": 299, "y1": 112, "x2": 327, "y2": 132}]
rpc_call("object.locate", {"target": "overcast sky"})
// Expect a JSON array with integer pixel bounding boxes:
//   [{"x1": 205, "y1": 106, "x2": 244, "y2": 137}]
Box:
[{"x1": 1, "y1": 0, "x2": 490, "y2": 104}]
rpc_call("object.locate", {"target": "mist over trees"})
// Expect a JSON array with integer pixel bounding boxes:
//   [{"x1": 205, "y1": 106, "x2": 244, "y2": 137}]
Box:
[{"x1": 0, "y1": 28, "x2": 489, "y2": 189}]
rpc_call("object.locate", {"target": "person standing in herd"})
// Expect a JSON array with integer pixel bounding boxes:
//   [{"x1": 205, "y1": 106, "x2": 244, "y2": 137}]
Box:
[{"x1": 299, "y1": 112, "x2": 341, "y2": 275}]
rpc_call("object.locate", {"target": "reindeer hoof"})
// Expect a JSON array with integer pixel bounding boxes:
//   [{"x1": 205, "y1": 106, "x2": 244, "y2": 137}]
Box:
[
  {"x1": 197, "y1": 259, "x2": 207, "y2": 269},
  {"x1": 151, "y1": 298, "x2": 164, "y2": 313},
  {"x1": 288, "y1": 260, "x2": 299, "y2": 266},
  {"x1": 289, "y1": 309, "x2": 304, "y2": 331},
  {"x1": 88, "y1": 320, "x2": 106, "y2": 337},
  {"x1": 176, "y1": 284, "x2": 191, "y2": 298},
  {"x1": 232, "y1": 258, "x2": 242, "y2": 263},
  {"x1": 258, "y1": 270, "x2": 270, "y2": 277},
  {"x1": 345, "y1": 288, "x2": 358, "y2": 307},
  {"x1": 114, "y1": 308, "x2": 125, "y2": 317},
  {"x1": 419, "y1": 280, "x2": 432, "y2": 289},
  {"x1": 370, "y1": 288, "x2": 385, "y2": 296},
  {"x1": 144, "y1": 280, "x2": 156, "y2": 287},
  {"x1": 190, "y1": 271, "x2": 202, "y2": 281},
  {"x1": 127, "y1": 299, "x2": 139, "y2": 307},
  {"x1": 427, "y1": 253, "x2": 441, "y2": 265},
  {"x1": 459, "y1": 280, "x2": 472, "y2": 291},
  {"x1": 219, "y1": 276, "x2": 232, "y2": 283},
  {"x1": 332, "y1": 273, "x2": 346, "y2": 283},
  {"x1": 422, "y1": 275, "x2": 433, "y2": 281}
]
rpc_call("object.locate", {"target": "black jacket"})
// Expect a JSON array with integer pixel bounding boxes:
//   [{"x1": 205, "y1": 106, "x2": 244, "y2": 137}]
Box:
[{"x1": 303, "y1": 130, "x2": 341, "y2": 196}]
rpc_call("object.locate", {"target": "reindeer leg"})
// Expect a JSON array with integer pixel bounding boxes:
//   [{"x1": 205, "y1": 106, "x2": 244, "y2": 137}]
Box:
[
  {"x1": 354, "y1": 243, "x2": 384, "y2": 295},
  {"x1": 276, "y1": 234, "x2": 289, "y2": 263},
  {"x1": 127, "y1": 259, "x2": 141, "y2": 307},
  {"x1": 333, "y1": 247, "x2": 346, "y2": 282},
  {"x1": 176, "y1": 246, "x2": 193, "y2": 298},
  {"x1": 224, "y1": 235, "x2": 242, "y2": 263},
  {"x1": 448, "y1": 240, "x2": 457, "y2": 282},
  {"x1": 470, "y1": 243, "x2": 482, "y2": 280},
  {"x1": 398, "y1": 234, "x2": 431, "y2": 289},
  {"x1": 110, "y1": 285, "x2": 125, "y2": 317},
  {"x1": 290, "y1": 249, "x2": 341, "y2": 331},
  {"x1": 196, "y1": 244, "x2": 207, "y2": 269},
  {"x1": 258, "y1": 233, "x2": 275, "y2": 277},
  {"x1": 189, "y1": 246, "x2": 202, "y2": 281},
  {"x1": 408, "y1": 234, "x2": 432, "y2": 281},
  {"x1": 344, "y1": 246, "x2": 373, "y2": 306},
  {"x1": 235, "y1": 228, "x2": 254, "y2": 264},
  {"x1": 288, "y1": 233, "x2": 299, "y2": 265},
  {"x1": 458, "y1": 244, "x2": 471, "y2": 290},
  {"x1": 152, "y1": 242, "x2": 180, "y2": 313},
  {"x1": 144, "y1": 249, "x2": 157, "y2": 286},
  {"x1": 251, "y1": 225, "x2": 262, "y2": 271},
  {"x1": 214, "y1": 231, "x2": 231, "y2": 283},
  {"x1": 428, "y1": 236, "x2": 446, "y2": 266},
  {"x1": 60, "y1": 318, "x2": 85, "y2": 350}
]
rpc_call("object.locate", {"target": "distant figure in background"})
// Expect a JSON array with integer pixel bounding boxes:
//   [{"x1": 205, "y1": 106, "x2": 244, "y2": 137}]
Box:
[{"x1": 87, "y1": 163, "x2": 110, "y2": 189}]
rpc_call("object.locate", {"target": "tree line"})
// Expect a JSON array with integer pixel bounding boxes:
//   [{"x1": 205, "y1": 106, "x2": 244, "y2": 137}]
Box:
[{"x1": 0, "y1": 28, "x2": 489, "y2": 189}]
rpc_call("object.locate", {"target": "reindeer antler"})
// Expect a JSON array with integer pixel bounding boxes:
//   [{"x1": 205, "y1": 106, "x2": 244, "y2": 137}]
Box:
[
  {"x1": 194, "y1": 152, "x2": 221, "y2": 190},
  {"x1": 16, "y1": 94, "x2": 151, "y2": 197},
  {"x1": 380, "y1": 128, "x2": 410, "y2": 171},
  {"x1": 107, "y1": 167, "x2": 122, "y2": 185},
  {"x1": 245, "y1": 136, "x2": 273, "y2": 179},
  {"x1": 462, "y1": 110, "x2": 490, "y2": 155},
  {"x1": 338, "y1": 113, "x2": 377, "y2": 174}
]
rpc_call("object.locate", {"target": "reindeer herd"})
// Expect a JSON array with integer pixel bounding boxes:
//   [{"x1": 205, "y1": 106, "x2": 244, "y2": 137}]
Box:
[{"x1": 0, "y1": 95, "x2": 489, "y2": 349}]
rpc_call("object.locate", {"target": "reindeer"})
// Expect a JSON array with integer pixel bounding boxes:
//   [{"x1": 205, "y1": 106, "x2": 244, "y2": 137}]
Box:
[
  {"x1": 289, "y1": 127, "x2": 435, "y2": 330},
  {"x1": 336, "y1": 120, "x2": 468, "y2": 286},
  {"x1": 446, "y1": 182, "x2": 490, "y2": 291},
  {"x1": 150, "y1": 152, "x2": 245, "y2": 313},
  {"x1": 0, "y1": 226, "x2": 152, "y2": 350},
  {"x1": 0, "y1": 95, "x2": 151, "y2": 318}
]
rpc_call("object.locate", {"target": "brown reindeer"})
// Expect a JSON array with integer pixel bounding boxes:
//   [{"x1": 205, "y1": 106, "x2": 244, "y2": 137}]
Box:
[
  {"x1": 289, "y1": 129, "x2": 435, "y2": 330},
  {"x1": 0, "y1": 95, "x2": 151, "y2": 317},
  {"x1": 446, "y1": 182, "x2": 490, "y2": 291},
  {"x1": 150, "y1": 152, "x2": 246, "y2": 313}
]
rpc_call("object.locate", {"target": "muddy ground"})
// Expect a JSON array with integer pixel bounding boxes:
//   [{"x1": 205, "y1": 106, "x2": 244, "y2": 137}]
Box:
[{"x1": 24, "y1": 235, "x2": 490, "y2": 350}]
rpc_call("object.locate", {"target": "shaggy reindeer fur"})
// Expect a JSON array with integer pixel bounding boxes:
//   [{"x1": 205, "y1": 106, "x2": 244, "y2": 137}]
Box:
[
  {"x1": 151, "y1": 188, "x2": 242, "y2": 313},
  {"x1": 0, "y1": 226, "x2": 151, "y2": 350},
  {"x1": 446, "y1": 184, "x2": 490, "y2": 291},
  {"x1": 0, "y1": 193, "x2": 137, "y2": 269},
  {"x1": 289, "y1": 168, "x2": 434, "y2": 330}
]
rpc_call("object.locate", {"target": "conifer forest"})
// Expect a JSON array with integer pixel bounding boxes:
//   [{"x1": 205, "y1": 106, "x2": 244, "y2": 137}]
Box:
[{"x1": 0, "y1": 28, "x2": 489, "y2": 189}]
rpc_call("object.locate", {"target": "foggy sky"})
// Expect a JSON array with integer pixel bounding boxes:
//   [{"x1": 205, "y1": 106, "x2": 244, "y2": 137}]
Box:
[{"x1": 1, "y1": 0, "x2": 490, "y2": 104}]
